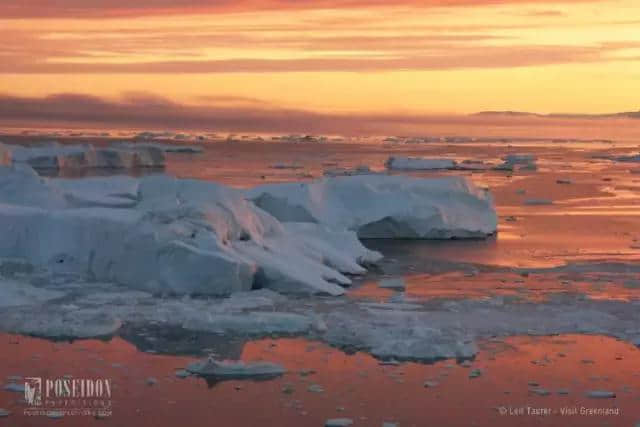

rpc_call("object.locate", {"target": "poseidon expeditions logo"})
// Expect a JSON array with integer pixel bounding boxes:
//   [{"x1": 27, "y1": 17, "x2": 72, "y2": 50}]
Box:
[
  {"x1": 24, "y1": 377, "x2": 42, "y2": 406},
  {"x1": 23, "y1": 377, "x2": 113, "y2": 418}
]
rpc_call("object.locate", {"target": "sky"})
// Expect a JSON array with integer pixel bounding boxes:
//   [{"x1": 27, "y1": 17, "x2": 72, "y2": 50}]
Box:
[{"x1": 0, "y1": 0, "x2": 639, "y2": 133}]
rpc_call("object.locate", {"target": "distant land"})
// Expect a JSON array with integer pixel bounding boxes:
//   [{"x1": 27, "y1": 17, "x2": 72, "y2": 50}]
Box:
[{"x1": 473, "y1": 110, "x2": 640, "y2": 119}]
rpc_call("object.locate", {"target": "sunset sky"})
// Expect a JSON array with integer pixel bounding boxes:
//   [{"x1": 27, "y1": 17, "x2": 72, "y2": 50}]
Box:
[{"x1": 0, "y1": 0, "x2": 639, "y2": 133}]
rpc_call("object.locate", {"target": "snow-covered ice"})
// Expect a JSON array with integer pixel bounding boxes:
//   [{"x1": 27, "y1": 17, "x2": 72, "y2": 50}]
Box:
[{"x1": 248, "y1": 175, "x2": 497, "y2": 239}]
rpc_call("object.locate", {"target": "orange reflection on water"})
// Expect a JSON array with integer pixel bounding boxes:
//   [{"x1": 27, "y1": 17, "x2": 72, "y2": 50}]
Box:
[
  {"x1": 1, "y1": 334, "x2": 639, "y2": 426},
  {"x1": 351, "y1": 272, "x2": 640, "y2": 303}
]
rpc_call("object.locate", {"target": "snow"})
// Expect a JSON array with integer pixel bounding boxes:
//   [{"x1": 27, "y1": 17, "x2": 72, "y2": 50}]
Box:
[
  {"x1": 385, "y1": 156, "x2": 456, "y2": 170},
  {"x1": 248, "y1": 175, "x2": 497, "y2": 239},
  {"x1": 186, "y1": 357, "x2": 286, "y2": 378},
  {"x1": 0, "y1": 142, "x2": 165, "y2": 172},
  {"x1": 0, "y1": 165, "x2": 383, "y2": 296}
]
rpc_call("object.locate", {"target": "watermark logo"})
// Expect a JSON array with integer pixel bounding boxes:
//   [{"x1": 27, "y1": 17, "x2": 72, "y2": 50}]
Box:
[
  {"x1": 23, "y1": 377, "x2": 112, "y2": 418},
  {"x1": 24, "y1": 377, "x2": 42, "y2": 406}
]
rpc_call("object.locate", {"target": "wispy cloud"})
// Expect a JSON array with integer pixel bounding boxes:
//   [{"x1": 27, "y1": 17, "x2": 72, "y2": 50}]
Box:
[{"x1": 0, "y1": 0, "x2": 598, "y2": 19}]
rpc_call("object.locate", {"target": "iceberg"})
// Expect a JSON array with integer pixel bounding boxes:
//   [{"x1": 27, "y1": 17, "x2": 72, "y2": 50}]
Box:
[
  {"x1": 0, "y1": 165, "x2": 382, "y2": 296},
  {"x1": 247, "y1": 175, "x2": 497, "y2": 239}
]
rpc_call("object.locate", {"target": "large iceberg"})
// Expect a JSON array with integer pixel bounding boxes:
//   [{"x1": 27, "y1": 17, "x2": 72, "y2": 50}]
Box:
[
  {"x1": 0, "y1": 165, "x2": 381, "y2": 296},
  {"x1": 0, "y1": 142, "x2": 165, "y2": 172},
  {"x1": 247, "y1": 175, "x2": 497, "y2": 239}
]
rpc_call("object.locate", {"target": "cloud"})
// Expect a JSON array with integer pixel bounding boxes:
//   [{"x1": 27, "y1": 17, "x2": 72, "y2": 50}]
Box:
[
  {"x1": 0, "y1": 0, "x2": 598, "y2": 19},
  {"x1": 1, "y1": 44, "x2": 634, "y2": 74},
  {"x1": 0, "y1": 92, "x2": 629, "y2": 136}
]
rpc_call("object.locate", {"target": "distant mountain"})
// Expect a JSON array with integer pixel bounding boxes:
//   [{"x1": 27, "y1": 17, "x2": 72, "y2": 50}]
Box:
[{"x1": 473, "y1": 110, "x2": 640, "y2": 119}]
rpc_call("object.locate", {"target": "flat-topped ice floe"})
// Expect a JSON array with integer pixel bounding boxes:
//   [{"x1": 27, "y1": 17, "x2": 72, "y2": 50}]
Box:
[
  {"x1": 0, "y1": 142, "x2": 165, "y2": 172},
  {"x1": 186, "y1": 357, "x2": 285, "y2": 379},
  {"x1": 247, "y1": 175, "x2": 497, "y2": 239},
  {"x1": 0, "y1": 165, "x2": 382, "y2": 296},
  {"x1": 111, "y1": 141, "x2": 204, "y2": 154},
  {"x1": 385, "y1": 156, "x2": 456, "y2": 171}
]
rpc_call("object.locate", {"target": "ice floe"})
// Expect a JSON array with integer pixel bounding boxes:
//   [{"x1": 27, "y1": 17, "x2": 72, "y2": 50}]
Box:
[
  {"x1": 323, "y1": 165, "x2": 375, "y2": 177},
  {"x1": 186, "y1": 356, "x2": 285, "y2": 379},
  {"x1": 0, "y1": 142, "x2": 165, "y2": 172},
  {"x1": 111, "y1": 142, "x2": 204, "y2": 153},
  {"x1": 248, "y1": 175, "x2": 497, "y2": 239},
  {"x1": 493, "y1": 154, "x2": 537, "y2": 171},
  {"x1": 385, "y1": 156, "x2": 456, "y2": 171}
]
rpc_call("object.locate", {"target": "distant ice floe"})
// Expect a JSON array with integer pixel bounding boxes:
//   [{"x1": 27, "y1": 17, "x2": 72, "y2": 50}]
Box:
[
  {"x1": 0, "y1": 142, "x2": 165, "y2": 172},
  {"x1": 593, "y1": 152, "x2": 640, "y2": 163},
  {"x1": 112, "y1": 141, "x2": 204, "y2": 154},
  {"x1": 385, "y1": 156, "x2": 493, "y2": 172},
  {"x1": 493, "y1": 154, "x2": 538, "y2": 171},
  {"x1": 385, "y1": 156, "x2": 456, "y2": 171},
  {"x1": 186, "y1": 356, "x2": 286, "y2": 379},
  {"x1": 248, "y1": 174, "x2": 497, "y2": 239}
]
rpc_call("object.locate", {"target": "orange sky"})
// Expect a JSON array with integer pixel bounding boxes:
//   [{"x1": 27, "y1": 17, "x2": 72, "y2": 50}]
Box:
[{"x1": 0, "y1": 0, "x2": 638, "y2": 131}]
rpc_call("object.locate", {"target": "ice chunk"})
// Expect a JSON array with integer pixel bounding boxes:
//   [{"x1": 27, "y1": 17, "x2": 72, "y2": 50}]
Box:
[
  {"x1": 186, "y1": 357, "x2": 285, "y2": 379},
  {"x1": 385, "y1": 156, "x2": 456, "y2": 170},
  {"x1": 248, "y1": 175, "x2": 497, "y2": 239}
]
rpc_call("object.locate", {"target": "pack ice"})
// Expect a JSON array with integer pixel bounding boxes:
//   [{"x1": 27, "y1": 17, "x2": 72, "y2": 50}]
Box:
[{"x1": 247, "y1": 175, "x2": 497, "y2": 239}]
